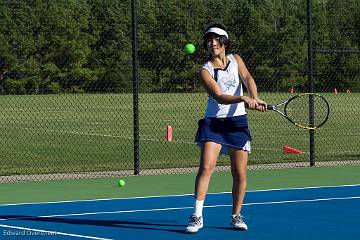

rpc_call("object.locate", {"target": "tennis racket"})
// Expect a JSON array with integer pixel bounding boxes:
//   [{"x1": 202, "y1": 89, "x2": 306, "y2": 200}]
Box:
[{"x1": 267, "y1": 93, "x2": 330, "y2": 130}]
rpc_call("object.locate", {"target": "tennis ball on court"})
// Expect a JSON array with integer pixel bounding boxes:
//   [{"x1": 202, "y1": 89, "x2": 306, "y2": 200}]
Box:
[
  {"x1": 118, "y1": 179, "x2": 126, "y2": 187},
  {"x1": 183, "y1": 43, "x2": 195, "y2": 54}
]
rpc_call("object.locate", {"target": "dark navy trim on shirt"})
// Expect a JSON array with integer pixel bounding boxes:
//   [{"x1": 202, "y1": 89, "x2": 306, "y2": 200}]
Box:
[
  {"x1": 214, "y1": 69, "x2": 219, "y2": 82},
  {"x1": 214, "y1": 60, "x2": 231, "y2": 71},
  {"x1": 213, "y1": 60, "x2": 231, "y2": 82}
]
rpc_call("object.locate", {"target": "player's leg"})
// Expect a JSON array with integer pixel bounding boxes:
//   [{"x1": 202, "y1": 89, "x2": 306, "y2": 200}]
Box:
[
  {"x1": 186, "y1": 141, "x2": 221, "y2": 233},
  {"x1": 229, "y1": 148, "x2": 249, "y2": 230},
  {"x1": 195, "y1": 141, "x2": 221, "y2": 200}
]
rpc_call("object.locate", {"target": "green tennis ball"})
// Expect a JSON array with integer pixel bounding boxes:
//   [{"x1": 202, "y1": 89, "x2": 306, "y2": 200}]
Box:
[
  {"x1": 184, "y1": 43, "x2": 195, "y2": 54},
  {"x1": 118, "y1": 179, "x2": 125, "y2": 187}
]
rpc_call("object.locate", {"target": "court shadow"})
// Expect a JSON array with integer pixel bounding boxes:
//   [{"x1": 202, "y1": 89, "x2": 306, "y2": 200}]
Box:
[
  {"x1": 208, "y1": 226, "x2": 247, "y2": 231},
  {"x1": 0, "y1": 215, "x2": 187, "y2": 234}
]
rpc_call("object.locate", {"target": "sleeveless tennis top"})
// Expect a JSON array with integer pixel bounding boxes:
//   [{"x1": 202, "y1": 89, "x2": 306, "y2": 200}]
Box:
[{"x1": 202, "y1": 54, "x2": 247, "y2": 118}]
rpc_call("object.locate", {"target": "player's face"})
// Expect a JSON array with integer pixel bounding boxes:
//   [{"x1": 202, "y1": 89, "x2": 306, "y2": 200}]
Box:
[{"x1": 206, "y1": 35, "x2": 225, "y2": 56}]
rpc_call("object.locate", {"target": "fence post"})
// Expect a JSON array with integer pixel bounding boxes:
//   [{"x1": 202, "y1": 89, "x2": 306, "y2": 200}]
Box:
[
  {"x1": 306, "y1": 0, "x2": 315, "y2": 167},
  {"x1": 131, "y1": 0, "x2": 140, "y2": 174}
]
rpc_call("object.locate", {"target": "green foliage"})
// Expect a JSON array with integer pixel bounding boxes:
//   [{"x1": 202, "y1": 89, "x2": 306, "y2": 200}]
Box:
[{"x1": 0, "y1": 0, "x2": 359, "y2": 94}]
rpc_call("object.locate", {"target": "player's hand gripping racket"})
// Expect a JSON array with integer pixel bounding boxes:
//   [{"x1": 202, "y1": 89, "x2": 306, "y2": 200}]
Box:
[{"x1": 267, "y1": 93, "x2": 330, "y2": 130}]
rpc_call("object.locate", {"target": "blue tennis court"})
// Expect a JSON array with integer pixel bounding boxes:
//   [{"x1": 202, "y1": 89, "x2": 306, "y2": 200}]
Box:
[{"x1": 1, "y1": 184, "x2": 359, "y2": 240}]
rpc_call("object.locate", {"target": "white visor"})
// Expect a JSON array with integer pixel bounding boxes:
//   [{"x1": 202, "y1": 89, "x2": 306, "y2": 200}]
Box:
[{"x1": 204, "y1": 27, "x2": 229, "y2": 39}]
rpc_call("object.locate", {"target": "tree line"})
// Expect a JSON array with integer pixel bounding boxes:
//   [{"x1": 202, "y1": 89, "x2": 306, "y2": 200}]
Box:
[{"x1": 0, "y1": 0, "x2": 359, "y2": 95}]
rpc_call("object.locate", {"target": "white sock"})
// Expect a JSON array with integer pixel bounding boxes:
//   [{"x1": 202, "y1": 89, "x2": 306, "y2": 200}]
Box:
[{"x1": 194, "y1": 199, "x2": 204, "y2": 217}]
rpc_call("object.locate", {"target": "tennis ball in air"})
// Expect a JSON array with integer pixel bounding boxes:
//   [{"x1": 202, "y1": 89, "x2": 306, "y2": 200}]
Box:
[
  {"x1": 184, "y1": 43, "x2": 195, "y2": 54},
  {"x1": 118, "y1": 179, "x2": 126, "y2": 187}
]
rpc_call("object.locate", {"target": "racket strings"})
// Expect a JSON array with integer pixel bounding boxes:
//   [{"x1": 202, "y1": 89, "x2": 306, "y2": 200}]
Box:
[{"x1": 286, "y1": 95, "x2": 329, "y2": 128}]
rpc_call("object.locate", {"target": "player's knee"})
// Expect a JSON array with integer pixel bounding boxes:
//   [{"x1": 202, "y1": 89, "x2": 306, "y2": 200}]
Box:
[
  {"x1": 199, "y1": 164, "x2": 215, "y2": 176},
  {"x1": 232, "y1": 171, "x2": 247, "y2": 182},
  {"x1": 239, "y1": 175, "x2": 247, "y2": 184}
]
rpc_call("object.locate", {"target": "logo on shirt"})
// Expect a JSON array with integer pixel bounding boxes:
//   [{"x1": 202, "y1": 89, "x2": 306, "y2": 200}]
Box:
[{"x1": 220, "y1": 73, "x2": 236, "y2": 90}]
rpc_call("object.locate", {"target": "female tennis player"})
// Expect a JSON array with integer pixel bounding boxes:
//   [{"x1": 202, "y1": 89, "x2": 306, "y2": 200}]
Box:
[{"x1": 186, "y1": 23, "x2": 267, "y2": 233}]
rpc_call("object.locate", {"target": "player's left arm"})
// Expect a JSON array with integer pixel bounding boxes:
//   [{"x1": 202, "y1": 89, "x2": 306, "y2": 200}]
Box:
[{"x1": 233, "y1": 54, "x2": 267, "y2": 111}]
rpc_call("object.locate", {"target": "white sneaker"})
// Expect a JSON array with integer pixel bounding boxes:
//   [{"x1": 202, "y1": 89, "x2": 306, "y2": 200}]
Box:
[
  {"x1": 186, "y1": 215, "x2": 203, "y2": 233},
  {"x1": 231, "y1": 214, "x2": 248, "y2": 230}
]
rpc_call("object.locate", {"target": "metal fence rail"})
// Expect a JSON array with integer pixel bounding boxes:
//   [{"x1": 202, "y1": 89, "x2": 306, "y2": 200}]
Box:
[{"x1": 0, "y1": 0, "x2": 359, "y2": 182}]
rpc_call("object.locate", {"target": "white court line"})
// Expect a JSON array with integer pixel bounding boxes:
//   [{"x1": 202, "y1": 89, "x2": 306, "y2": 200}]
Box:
[
  {"x1": 1, "y1": 183, "x2": 360, "y2": 207},
  {"x1": 246, "y1": 183, "x2": 360, "y2": 193},
  {"x1": 1, "y1": 195, "x2": 359, "y2": 221},
  {"x1": 0, "y1": 125, "x2": 193, "y2": 143},
  {"x1": 0, "y1": 223, "x2": 113, "y2": 240}
]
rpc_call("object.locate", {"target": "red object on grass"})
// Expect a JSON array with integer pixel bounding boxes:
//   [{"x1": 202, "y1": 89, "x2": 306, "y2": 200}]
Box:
[
  {"x1": 167, "y1": 125, "x2": 173, "y2": 142},
  {"x1": 283, "y1": 145, "x2": 302, "y2": 154}
]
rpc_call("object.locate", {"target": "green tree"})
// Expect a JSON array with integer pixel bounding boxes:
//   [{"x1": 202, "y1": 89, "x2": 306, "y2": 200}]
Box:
[
  {"x1": 322, "y1": 0, "x2": 360, "y2": 91},
  {"x1": 40, "y1": 0, "x2": 95, "y2": 92},
  {"x1": 87, "y1": 0, "x2": 132, "y2": 93},
  {"x1": 0, "y1": 0, "x2": 39, "y2": 94},
  {"x1": 229, "y1": 0, "x2": 307, "y2": 92}
]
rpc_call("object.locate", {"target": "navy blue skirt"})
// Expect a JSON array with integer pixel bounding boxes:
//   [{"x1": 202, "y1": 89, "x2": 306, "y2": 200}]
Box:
[{"x1": 195, "y1": 115, "x2": 252, "y2": 155}]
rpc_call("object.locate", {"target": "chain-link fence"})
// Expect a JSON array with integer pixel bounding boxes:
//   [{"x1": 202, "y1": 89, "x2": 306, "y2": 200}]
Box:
[
  {"x1": 311, "y1": 0, "x2": 360, "y2": 166},
  {"x1": 0, "y1": 0, "x2": 359, "y2": 182}
]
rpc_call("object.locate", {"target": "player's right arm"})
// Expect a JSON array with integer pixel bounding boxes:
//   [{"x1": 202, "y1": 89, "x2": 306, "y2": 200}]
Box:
[{"x1": 199, "y1": 68, "x2": 258, "y2": 109}]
